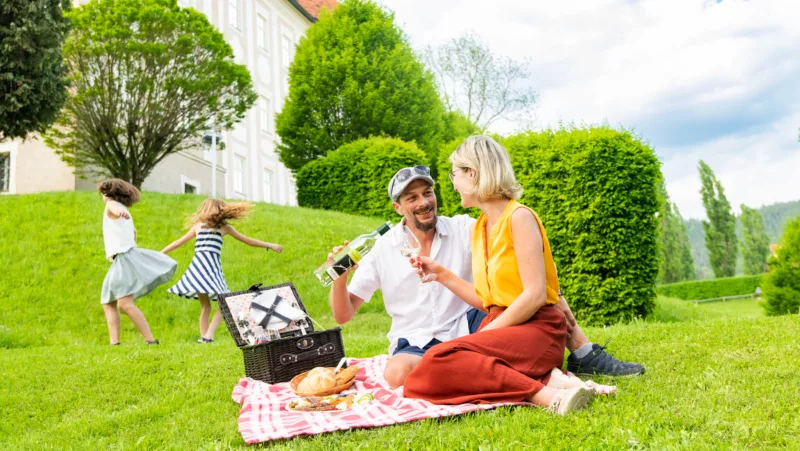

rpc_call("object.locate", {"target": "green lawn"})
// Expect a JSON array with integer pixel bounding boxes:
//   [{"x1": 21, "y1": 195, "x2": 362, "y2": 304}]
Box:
[{"x1": 1, "y1": 192, "x2": 799, "y2": 450}]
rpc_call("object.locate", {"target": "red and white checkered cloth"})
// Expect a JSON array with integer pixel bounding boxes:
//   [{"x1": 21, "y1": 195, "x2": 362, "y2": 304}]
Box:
[{"x1": 231, "y1": 355, "x2": 616, "y2": 444}]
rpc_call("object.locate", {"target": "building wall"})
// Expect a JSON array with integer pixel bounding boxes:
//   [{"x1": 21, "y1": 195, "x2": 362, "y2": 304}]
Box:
[{"x1": 4, "y1": 137, "x2": 76, "y2": 195}]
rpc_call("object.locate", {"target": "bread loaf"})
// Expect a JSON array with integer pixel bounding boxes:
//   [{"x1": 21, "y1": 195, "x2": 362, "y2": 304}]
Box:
[{"x1": 300, "y1": 368, "x2": 336, "y2": 392}]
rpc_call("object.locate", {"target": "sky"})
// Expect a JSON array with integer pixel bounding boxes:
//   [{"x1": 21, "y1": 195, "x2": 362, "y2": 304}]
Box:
[{"x1": 378, "y1": 0, "x2": 800, "y2": 219}]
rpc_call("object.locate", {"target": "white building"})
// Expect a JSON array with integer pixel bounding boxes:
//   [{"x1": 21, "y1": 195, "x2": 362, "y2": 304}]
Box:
[{"x1": 0, "y1": 0, "x2": 337, "y2": 205}]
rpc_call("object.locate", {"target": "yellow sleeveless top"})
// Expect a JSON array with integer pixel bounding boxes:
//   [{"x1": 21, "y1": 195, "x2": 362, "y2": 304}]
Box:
[{"x1": 472, "y1": 200, "x2": 560, "y2": 309}]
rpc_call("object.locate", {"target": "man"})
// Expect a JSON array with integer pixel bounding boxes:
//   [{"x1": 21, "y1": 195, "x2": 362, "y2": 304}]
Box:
[{"x1": 329, "y1": 165, "x2": 643, "y2": 389}]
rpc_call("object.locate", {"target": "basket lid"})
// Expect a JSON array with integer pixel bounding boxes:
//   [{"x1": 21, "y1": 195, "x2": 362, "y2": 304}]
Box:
[{"x1": 218, "y1": 282, "x2": 311, "y2": 347}]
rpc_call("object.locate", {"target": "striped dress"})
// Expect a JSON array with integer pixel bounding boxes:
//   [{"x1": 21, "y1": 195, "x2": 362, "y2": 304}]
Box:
[{"x1": 168, "y1": 227, "x2": 230, "y2": 299}]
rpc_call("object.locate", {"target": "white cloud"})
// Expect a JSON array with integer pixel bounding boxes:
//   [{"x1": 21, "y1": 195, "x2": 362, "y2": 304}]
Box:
[{"x1": 379, "y1": 0, "x2": 800, "y2": 217}]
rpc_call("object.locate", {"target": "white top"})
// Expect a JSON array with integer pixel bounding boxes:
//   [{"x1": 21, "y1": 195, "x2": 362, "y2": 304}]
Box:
[
  {"x1": 103, "y1": 203, "x2": 136, "y2": 261},
  {"x1": 348, "y1": 214, "x2": 477, "y2": 354}
]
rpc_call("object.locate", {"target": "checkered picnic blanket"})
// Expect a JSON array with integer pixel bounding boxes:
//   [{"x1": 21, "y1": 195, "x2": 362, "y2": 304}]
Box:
[{"x1": 231, "y1": 355, "x2": 616, "y2": 444}]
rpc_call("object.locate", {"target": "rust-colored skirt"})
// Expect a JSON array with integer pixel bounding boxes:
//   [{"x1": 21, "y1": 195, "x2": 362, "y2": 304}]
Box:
[{"x1": 403, "y1": 304, "x2": 566, "y2": 404}]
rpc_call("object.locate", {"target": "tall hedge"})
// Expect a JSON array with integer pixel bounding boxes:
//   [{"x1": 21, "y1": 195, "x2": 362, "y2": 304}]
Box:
[
  {"x1": 657, "y1": 275, "x2": 763, "y2": 301},
  {"x1": 761, "y1": 217, "x2": 800, "y2": 315},
  {"x1": 437, "y1": 127, "x2": 662, "y2": 325},
  {"x1": 296, "y1": 137, "x2": 427, "y2": 220}
]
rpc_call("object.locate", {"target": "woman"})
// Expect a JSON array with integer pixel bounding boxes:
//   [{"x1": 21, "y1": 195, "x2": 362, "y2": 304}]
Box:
[{"x1": 403, "y1": 136, "x2": 594, "y2": 415}]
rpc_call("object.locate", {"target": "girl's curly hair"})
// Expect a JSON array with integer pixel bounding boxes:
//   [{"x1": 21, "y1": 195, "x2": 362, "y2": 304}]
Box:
[
  {"x1": 186, "y1": 199, "x2": 252, "y2": 229},
  {"x1": 98, "y1": 179, "x2": 141, "y2": 207}
]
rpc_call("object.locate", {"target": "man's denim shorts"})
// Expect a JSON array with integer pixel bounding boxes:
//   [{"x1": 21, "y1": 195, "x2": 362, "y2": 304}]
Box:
[{"x1": 392, "y1": 307, "x2": 488, "y2": 357}]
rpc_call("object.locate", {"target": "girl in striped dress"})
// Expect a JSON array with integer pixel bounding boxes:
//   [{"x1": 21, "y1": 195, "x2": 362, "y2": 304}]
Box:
[{"x1": 162, "y1": 199, "x2": 283, "y2": 343}]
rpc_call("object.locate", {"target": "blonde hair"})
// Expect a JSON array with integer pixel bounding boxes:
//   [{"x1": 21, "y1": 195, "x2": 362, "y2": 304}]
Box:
[
  {"x1": 98, "y1": 179, "x2": 141, "y2": 207},
  {"x1": 185, "y1": 199, "x2": 253, "y2": 229},
  {"x1": 449, "y1": 135, "x2": 522, "y2": 201}
]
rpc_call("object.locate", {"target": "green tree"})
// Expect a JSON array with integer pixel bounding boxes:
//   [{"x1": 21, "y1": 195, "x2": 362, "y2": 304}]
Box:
[
  {"x1": 675, "y1": 205, "x2": 695, "y2": 281},
  {"x1": 657, "y1": 185, "x2": 695, "y2": 284},
  {"x1": 44, "y1": 0, "x2": 256, "y2": 188},
  {"x1": 698, "y1": 160, "x2": 738, "y2": 278},
  {"x1": 740, "y1": 204, "x2": 770, "y2": 275},
  {"x1": 276, "y1": 0, "x2": 444, "y2": 173},
  {"x1": 0, "y1": 0, "x2": 71, "y2": 141},
  {"x1": 761, "y1": 216, "x2": 800, "y2": 315}
]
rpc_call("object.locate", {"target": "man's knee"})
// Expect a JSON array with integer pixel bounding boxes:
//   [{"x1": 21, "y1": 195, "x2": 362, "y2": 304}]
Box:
[{"x1": 384, "y1": 356, "x2": 420, "y2": 389}]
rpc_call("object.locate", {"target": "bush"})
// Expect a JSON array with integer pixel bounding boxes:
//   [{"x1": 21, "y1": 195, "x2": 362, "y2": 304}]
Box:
[
  {"x1": 657, "y1": 275, "x2": 763, "y2": 300},
  {"x1": 761, "y1": 217, "x2": 800, "y2": 315},
  {"x1": 296, "y1": 137, "x2": 427, "y2": 221},
  {"x1": 437, "y1": 127, "x2": 662, "y2": 325}
]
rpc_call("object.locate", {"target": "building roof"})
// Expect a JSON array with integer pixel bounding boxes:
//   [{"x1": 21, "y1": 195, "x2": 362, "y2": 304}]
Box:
[{"x1": 290, "y1": 0, "x2": 337, "y2": 22}]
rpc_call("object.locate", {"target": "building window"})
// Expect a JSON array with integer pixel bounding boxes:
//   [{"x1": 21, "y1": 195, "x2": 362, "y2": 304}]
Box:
[
  {"x1": 233, "y1": 155, "x2": 245, "y2": 193},
  {"x1": 184, "y1": 183, "x2": 197, "y2": 194},
  {"x1": 259, "y1": 96, "x2": 272, "y2": 133},
  {"x1": 0, "y1": 152, "x2": 9, "y2": 193},
  {"x1": 263, "y1": 168, "x2": 273, "y2": 203},
  {"x1": 228, "y1": 0, "x2": 240, "y2": 29},
  {"x1": 257, "y1": 14, "x2": 269, "y2": 51}
]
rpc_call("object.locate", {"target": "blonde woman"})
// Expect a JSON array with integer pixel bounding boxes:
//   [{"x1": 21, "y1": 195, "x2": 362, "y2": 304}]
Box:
[
  {"x1": 162, "y1": 199, "x2": 283, "y2": 342},
  {"x1": 403, "y1": 136, "x2": 594, "y2": 415}
]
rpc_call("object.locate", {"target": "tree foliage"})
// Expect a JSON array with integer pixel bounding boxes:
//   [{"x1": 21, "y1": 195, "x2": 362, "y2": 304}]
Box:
[
  {"x1": 44, "y1": 0, "x2": 256, "y2": 188},
  {"x1": 0, "y1": 0, "x2": 71, "y2": 141},
  {"x1": 437, "y1": 127, "x2": 662, "y2": 325},
  {"x1": 740, "y1": 204, "x2": 770, "y2": 275},
  {"x1": 425, "y1": 32, "x2": 538, "y2": 132},
  {"x1": 761, "y1": 216, "x2": 800, "y2": 315},
  {"x1": 276, "y1": 0, "x2": 444, "y2": 173},
  {"x1": 296, "y1": 137, "x2": 427, "y2": 221},
  {"x1": 698, "y1": 160, "x2": 738, "y2": 278},
  {"x1": 658, "y1": 185, "x2": 695, "y2": 284}
]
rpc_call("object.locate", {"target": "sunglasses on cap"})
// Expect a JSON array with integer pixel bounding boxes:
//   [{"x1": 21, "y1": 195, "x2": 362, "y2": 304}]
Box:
[{"x1": 390, "y1": 165, "x2": 430, "y2": 195}]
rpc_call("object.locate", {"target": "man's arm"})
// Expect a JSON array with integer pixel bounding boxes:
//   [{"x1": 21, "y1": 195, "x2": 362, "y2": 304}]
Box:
[{"x1": 329, "y1": 275, "x2": 365, "y2": 324}]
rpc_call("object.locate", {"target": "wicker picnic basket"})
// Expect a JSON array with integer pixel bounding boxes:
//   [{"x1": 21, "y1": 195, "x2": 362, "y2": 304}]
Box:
[{"x1": 218, "y1": 282, "x2": 346, "y2": 384}]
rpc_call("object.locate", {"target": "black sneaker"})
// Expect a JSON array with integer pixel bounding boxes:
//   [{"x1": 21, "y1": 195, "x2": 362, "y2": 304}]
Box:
[{"x1": 567, "y1": 341, "x2": 644, "y2": 377}]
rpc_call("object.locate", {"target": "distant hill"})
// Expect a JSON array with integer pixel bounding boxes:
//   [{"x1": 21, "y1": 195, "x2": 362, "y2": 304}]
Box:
[{"x1": 686, "y1": 199, "x2": 800, "y2": 279}]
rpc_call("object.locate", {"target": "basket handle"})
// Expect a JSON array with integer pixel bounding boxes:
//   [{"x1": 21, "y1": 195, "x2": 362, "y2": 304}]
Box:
[
  {"x1": 279, "y1": 342, "x2": 336, "y2": 365},
  {"x1": 247, "y1": 283, "x2": 263, "y2": 291}
]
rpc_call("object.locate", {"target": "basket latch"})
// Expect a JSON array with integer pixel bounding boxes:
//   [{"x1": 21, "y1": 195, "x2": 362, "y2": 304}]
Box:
[{"x1": 279, "y1": 342, "x2": 336, "y2": 365}]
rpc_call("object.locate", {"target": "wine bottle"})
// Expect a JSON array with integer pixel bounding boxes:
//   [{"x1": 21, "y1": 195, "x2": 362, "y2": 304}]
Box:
[{"x1": 314, "y1": 221, "x2": 393, "y2": 286}]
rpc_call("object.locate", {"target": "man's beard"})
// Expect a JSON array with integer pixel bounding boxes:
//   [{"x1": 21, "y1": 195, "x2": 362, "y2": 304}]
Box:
[{"x1": 411, "y1": 204, "x2": 437, "y2": 232}]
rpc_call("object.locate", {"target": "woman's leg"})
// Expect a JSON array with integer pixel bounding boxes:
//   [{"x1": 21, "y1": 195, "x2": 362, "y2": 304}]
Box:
[
  {"x1": 117, "y1": 295, "x2": 155, "y2": 342},
  {"x1": 103, "y1": 301, "x2": 120, "y2": 344},
  {"x1": 198, "y1": 294, "x2": 211, "y2": 337},
  {"x1": 404, "y1": 306, "x2": 567, "y2": 404}
]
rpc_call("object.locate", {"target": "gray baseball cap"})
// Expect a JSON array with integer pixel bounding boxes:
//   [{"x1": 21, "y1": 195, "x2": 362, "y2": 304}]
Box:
[{"x1": 388, "y1": 165, "x2": 435, "y2": 202}]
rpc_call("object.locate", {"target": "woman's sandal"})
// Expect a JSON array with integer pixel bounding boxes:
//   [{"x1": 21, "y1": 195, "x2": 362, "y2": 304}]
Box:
[
  {"x1": 197, "y1": 337, "x2": 214, "y2": 344},
  {"x1": 110, "y1": 342, "x2": 121, "y2": 346},
  {"x1": 147, "y1": 339, "x2": 160, "y2": 345}
]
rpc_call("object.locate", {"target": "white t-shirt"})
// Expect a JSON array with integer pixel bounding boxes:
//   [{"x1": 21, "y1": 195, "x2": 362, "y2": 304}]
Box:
[
  {"x1": 348, "y1": 215, "x2": 477, "y2": 354},
  {"x1": 103, "y1": 203, "x2": 136, "y2": 261}
]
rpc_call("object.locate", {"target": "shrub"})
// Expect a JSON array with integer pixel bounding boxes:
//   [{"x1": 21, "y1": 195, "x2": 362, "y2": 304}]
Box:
[
  {"x1": 296, "y1": 137, "x2": 427, "y2": 221},
  {"x1": 438, "y1": 127, "x2": 662, "y2": 325},
  {"x1": 761, "y1": 217, "x2": 800, "y2": 315},
  {"x1": 657, "y1": 275, "x2": 763, "y2": 300}
]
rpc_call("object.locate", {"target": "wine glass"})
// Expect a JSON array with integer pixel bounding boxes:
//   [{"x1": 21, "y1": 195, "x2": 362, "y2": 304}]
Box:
[{"x1": 398, "y1": 225, "x2": 436, "y2": 283}]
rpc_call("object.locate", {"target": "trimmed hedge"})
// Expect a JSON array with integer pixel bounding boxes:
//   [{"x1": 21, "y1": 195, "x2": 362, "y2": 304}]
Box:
[
  {"x1": 438, "y1": 127, "x2": 662, "y2": 325},
  {"x1": 657, "y1": 275, "x2": 763, "y2": 301},
  {"x1": 296, "y1": 137, "x2": 427, "y2": 220}
]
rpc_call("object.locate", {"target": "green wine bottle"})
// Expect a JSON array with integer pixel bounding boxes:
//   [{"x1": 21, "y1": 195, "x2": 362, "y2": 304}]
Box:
[{"x1": 314, "y1": 221, "x2": 393, "y2": 286}]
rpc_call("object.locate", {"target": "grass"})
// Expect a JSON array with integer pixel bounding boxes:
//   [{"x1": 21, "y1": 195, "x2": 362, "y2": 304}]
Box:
[{"x1": 1, "y1": 191, "x2": 799, "y2": 450}]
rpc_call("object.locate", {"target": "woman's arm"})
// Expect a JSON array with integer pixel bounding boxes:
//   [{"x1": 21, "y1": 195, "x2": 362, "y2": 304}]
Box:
[
  {"x1": 161, "y1": 225, "x2": 197, "y2": 254},
  {"x1": 480, "y1": 208, "x2": 548, "y2": 332},
  {"x1": 224, "y1": 225, "x2": 282, "y2": 252},
  {"x1": 414, "y1": 256, "x2": 484, "y2": 310}
]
